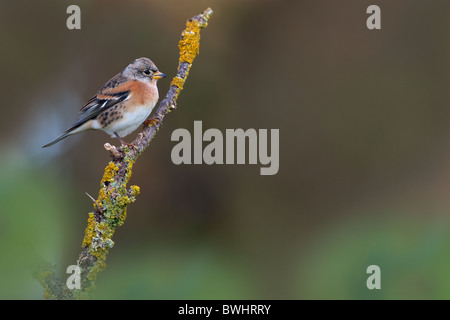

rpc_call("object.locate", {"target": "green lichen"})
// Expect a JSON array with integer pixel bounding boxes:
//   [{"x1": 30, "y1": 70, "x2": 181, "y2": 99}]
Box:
[
  {"x1": 79, "y1": 157, "x2": 140, "y2": 294},
  {"x1": 37, "y1": 270, "x2": 57, "y2": 300}
]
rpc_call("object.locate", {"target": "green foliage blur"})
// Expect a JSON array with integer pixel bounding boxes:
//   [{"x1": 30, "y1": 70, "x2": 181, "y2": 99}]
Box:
[{"x1": 1, "y1": 0, "x2": 450, "y2": 299}]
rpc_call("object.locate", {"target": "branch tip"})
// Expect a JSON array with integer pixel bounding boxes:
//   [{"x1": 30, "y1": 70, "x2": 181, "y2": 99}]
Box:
[{"x1": 104, "y1": 143, "x2": 122, "y2": 158}]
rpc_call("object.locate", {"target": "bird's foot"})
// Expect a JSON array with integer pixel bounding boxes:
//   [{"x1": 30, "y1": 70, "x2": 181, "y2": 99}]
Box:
[
  {"x1": 143, "y1": 115, "x2": 162, "y2": 128},
  {"x1": 114, "y1": 132, "x2": 138, "y2": 151}
]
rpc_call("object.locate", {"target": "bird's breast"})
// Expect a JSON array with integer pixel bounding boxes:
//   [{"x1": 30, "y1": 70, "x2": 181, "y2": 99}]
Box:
[
  {"x1": 96, "y1": 80, "x2": 159, "y2": 137},
  {"x1": 99, "y1": 102, "x2": 155, "y2": 138}
]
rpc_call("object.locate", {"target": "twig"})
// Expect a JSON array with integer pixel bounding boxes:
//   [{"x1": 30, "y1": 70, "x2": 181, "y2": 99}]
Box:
[
  {"x1": 85, "y1": 192, "x2": 103, "y2": 213},
  {"x1": 34, "y1": 7, "x2": 213, "y2": 299}
]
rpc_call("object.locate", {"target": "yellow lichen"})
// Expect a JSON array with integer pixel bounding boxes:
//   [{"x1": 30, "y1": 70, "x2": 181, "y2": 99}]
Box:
[
  {"x1": 125, "y1": 158, "x2": 134, "y2": 173},
  {"x1": 101, "y1": 162, "x2": 119, "y2": 184},
  {"x1": 178, "y1": 19, "x2": 201, "y2": 65},
  {"x1": 130, "y1": 185, "x2": 140, "y2": 196},
  {"x1": 171, "y1": 76, "x2": 185, "y2": 90},
  {"x1": 82, "y1": 213, "x2": 96, "y2": 247}
]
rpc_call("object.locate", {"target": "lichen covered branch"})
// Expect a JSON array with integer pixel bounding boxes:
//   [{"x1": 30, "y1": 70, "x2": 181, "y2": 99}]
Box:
[{"x1": 35, "y1": 7, "x2": 213, "y2": 299}]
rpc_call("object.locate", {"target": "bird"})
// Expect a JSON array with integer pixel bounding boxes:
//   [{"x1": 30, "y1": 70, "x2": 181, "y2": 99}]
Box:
[{"x1": 42, "y1": 57, "x2": 166, "y2": 148}]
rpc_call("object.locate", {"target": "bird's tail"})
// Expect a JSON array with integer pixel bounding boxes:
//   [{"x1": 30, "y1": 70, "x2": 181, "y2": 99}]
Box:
[{"x1": 42, "y1": 131, "x2": 72, "y2": 148}]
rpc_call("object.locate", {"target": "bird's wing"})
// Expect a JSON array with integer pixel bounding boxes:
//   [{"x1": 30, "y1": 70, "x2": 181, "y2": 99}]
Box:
[
  {"x1": 67, "y1": 90, "x2": 130, "y2": 131},
  {"x1": 67, "y1": 72, "x2": 134, "y2": 132}
]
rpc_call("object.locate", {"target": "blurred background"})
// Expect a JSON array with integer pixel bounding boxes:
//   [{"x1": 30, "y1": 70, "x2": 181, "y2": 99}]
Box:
[{"x1": 1, "y1": 0, "x2": 450, "y2": 299}]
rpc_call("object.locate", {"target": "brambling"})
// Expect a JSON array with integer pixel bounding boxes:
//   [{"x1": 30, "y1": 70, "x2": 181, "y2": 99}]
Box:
[{"x1": 42, "y1": 57, "x2": 166, "y2": 148}]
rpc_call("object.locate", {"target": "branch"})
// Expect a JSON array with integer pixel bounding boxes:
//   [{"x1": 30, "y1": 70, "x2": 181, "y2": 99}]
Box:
[{"x1": 35, "y1": 7, "x2": 213, "y2": 299}]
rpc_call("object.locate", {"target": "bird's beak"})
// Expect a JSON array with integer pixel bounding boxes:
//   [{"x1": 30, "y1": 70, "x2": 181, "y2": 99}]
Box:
[{"x1": 153, "y1": 71, "x2": 167, "y2": 80}]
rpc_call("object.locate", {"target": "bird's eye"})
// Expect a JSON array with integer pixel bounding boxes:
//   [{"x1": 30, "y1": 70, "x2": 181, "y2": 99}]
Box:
[{"x1": 143, "y1": 69, "x2": 151, "y2": 75}]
